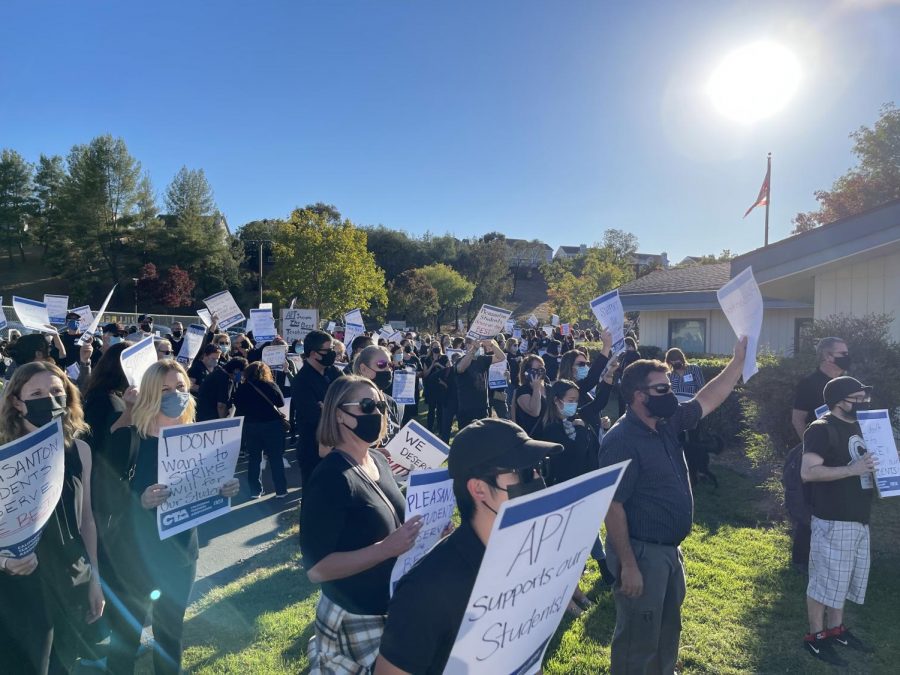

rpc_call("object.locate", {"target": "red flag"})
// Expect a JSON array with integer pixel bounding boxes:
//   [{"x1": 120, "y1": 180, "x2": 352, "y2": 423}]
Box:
[{"x1": 743, "y1": 161, "x2": 770, "y2": 218}]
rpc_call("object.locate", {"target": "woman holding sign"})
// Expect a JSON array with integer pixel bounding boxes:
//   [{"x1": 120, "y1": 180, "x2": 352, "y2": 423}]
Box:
[
  {"x1": 0, "y1": 362, "x2": 105, "y2": 674},
  {"x1": 301, "y1": 375, "x2": 423, "y2": 674},
  {"x1": 103, "y1": 361, "x2": 240, "y2": 675}
]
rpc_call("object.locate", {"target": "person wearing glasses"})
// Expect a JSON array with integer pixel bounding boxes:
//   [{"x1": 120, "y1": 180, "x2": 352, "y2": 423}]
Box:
[
  {"x1": 511, "y1": 354, "x2": 548, "y2": 436},
  {"x1": 300, "y1": 375, "x2": 423, "y2": 673},
  {"x1": 598, "y1": 337, "x2": 747, "y2": 674},
  {"x1": 213, "y1": 334, "x2": 231, "y2": 363},
  {"x1": 352, "y1": 345, "x2": 404, "y2": 447},
  {"x1": 154, "y1": 338, "x2": 174, "y2": 361},
  {"x1": 556, "y1": 327, "x2": 617, "y2": 435}
]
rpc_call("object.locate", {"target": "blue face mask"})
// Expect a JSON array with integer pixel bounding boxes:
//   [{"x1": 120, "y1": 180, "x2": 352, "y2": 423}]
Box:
[
  {"x1": 109, "y1": 336, "x2": 123, "y2": 345},
  {"x1": 234, "y1": 371, "x2": 242, "y2": 385},
  {"x1": 160, "y1": 391, "x2": 191, "y2": 418},
  {"x1": 561, "y1": 401, "x2": 578, "y2": 418},
  {"x1": 294, "y1": 344, "x2": 303, "y2": 354},
  {"x1": 67, "y1": 320, "x2": 79, "y2": 331},
  {"x1": 575, "y1": 365, "x2": 590, "y2": 380}
]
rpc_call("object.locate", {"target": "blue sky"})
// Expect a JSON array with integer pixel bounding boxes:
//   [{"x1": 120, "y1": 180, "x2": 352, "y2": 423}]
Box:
[{"x1": 2, "y1": 0, "x2": 899, "y2": 264}]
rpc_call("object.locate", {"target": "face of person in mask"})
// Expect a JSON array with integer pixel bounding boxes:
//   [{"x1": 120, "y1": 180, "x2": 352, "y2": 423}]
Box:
[
  {"x1": 13, "y1": 371, "x2": 68, "y2": 430},
  {"x1": 634, "y1": 372, "x2": 679, "y2": 421},
  {"x1": 140, "y1": 320, "x2": 153, "y2": 334},
  {"x1": 557, "y1": 388, "x2": 579, "y2": 419},
  {"x1": 202, "y1": 351, "x2": 220, "y2": 370},
  {"x1": 215, "y1": 338, "x2": 231, "y2": 355},
  {"x1": 337, "y1": 384, "x2": 387, "y2": 445},
  {"x1": 361, "y1": 353, "x2": 393, "y2": 392},
  {"x1": 310, "y1": 340, "x2": 337, "y2": 368},
  {"x1": 835, "y1": 391, "x2": 871, "y2": 420},
  {"x1": 159, "y1": 369, "x2": 192, "y2": 420},
  {"x1": 170, "y1": 323, "x2": 184, "y2": 340},
  {"x1": 470, "y1": 466, "x2": 545, "y2": 516},
  {"x1": 828, "y1": 342, "x2": 851, "y2": 372}
]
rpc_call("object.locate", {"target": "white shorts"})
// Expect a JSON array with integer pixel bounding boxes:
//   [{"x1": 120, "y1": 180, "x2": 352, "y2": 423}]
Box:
[{"x1": 807, "y1": 516, "x2": 870, "y2": 609}]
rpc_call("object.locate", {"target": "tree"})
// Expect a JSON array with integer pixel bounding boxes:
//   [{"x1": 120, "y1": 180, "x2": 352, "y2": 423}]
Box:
[
  {"x1": 267, "y1": 206, "x2": 387, "y2": 319},
  {"x1": 136, "y1": 262, "x2": 161, "y2": 309},
  {"x1": 542, "y1": 245, "x2": 632, "y2": 323},
  {"x1": 420, "y1": 263, "x2": 475, "y2": 331},
  {"x1": 388, "y1": 269, "x2": 439, "y2": 327},
  {"x1": 602, "y1": 228, "x2": 639, "y2": 266},
  {"x1": 158, "y1": 265, "x2": 196, "y2": 307},
  {"x1": 680, "y1": 250, "x2": 734, "y2": 266},
  {"x1": 0, "y1": 149, "x2": 35, "y2": 263},
  {"x1": 32, "y1": 154, "x2": 66, "y2": 256},
  {"x1": 792, "y1": 103, "x2": 900, "y2": 233},
  {"x1": 364, "y1": 225, "x2": 428, "y2": 281},
  {"x1": 455, "y1": 234, "x2": 513, "y2": 322}
]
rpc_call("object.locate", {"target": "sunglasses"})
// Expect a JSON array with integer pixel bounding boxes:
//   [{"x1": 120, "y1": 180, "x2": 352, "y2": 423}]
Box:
[
  {"x1": 157, "y1": 350, "x2": 173, "y2": 356},
  {"x1": 643, "y1": 383, "x2": 673, "y2": 395},
  {"x1": 527, "y1": 368, "x2": 547, "y2": 375},
  {"x1": 341, "y1": 398, "x2": 388, "y2": 414},
  {"x1": 371, "y1": 359, "x2": 389, "y2": 369}
]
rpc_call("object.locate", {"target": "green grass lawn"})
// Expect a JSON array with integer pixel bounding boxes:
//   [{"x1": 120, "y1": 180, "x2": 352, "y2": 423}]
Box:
[{"x1": 164, "y1": 463, "x2": 900, "y2": 675}]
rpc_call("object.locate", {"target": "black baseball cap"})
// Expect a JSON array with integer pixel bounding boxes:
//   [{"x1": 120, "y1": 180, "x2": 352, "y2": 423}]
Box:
[
  {"x1": 137, "y1": 314, "x2": 153, "y2": 324},
  {"x1": 102, "y1": 322, "x2": 127, "y2": 336},
  {"x1": 824, "y1": 376, "x2": 872, "y2": 408},
  {"x1": 448, "y1": 418, "x2": 562, "y2": 480}
]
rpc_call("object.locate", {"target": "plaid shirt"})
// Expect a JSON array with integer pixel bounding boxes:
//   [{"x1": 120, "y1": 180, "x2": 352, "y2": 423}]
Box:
[{"x1": 309, "y1": 592, "x2": 386, "y2": 675}]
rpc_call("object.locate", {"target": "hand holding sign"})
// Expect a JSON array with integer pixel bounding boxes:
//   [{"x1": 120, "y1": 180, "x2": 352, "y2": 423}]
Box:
[
  {"x1": 717, "y1": 266, "x2": 763, "y2": 382},
  {"x1": 120, "y1": 336, "x2": 158, "y2": 389}
]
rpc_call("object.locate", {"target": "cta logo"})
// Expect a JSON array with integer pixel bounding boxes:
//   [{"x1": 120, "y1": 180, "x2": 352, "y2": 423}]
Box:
[{"x1": 162, "y1": 509, "x2": 190, "y2": 527}]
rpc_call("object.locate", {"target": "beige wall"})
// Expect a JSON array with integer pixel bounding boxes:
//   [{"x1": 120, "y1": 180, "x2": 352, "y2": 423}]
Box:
[
  {"x1": 814, "y1": 251, "x2": 900, "y2": 342},
  {"x1": 637, "y1": 307, "x2": 813, "y2": 355}
]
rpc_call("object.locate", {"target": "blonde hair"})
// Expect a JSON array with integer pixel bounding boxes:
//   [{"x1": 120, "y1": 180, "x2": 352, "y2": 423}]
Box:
[
  {"x1": 0, "y1": 361, "x2": 88, "y2": 446},
  {"x1": 131, "y1": 361, "x2": 196, "y2": 438},
  {"x1": 351, "y1": 345, "x2": 391, "y2": 376},
  {"x1": 317, "y1": 375, "x2": 386, "y2": 448}
]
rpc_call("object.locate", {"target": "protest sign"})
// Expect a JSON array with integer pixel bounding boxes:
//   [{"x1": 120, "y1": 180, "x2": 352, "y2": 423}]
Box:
[
  {"x1": 527, "y1": 314, "x2": 538, "y2": 328},
  {"x1": 0, "y1": 298, "x2": 7, "y2": 333},
  {"x1": 383, "y1": 420, "x2": 450, "y2": 478},
  {"x1": 344, "y1": 323, "x2": 365, "y2": 355},
  {"x1": 589, "y1": 289, "x2": 625, "y2": 353},
  {"x1": 551, "y1": 314, "x2": 559, "y2": 326},
  {"x1": 262, "y1": 344, "x2": 289, "y2": 371},
  {"x1": 13, "y1": 296, "x2": 53, "y2": 332},
  {"x1": 856, "y1": 409, "x2": 900, "y2": 498},
  {"x1": 446, "y1": 348, "x2": 465, "y2": 362},
  {"x1": 72, "y1": 305, "x2": 93, "y2": 332},
  {"x1": 541, "y1": 325, "x2": 553, "y2": 338},
  {"x1": 344, "y1": 308, "x2": 364, "y2": 327},
  {"x1": 44, "y1": 294, "x2": 69, "y2": 326},
  {"x1": 78, "y1": 284, "x2": 116, "y2": 345},
  {"x1": 505, "y1": 319, "x2": 515, "y2": 333},
  {"x1": 203, "y1": 290, "x2": 245, "y2": 330},
  {"x1": 445, "y1": 462, "x2": 628, "y2": 674},
  {"x1": 326, "y1": 321, "x2": 336, "y2": 333},
  {"x1": 258, "y1": 302, "x2": 273, "y2": 310},
  {"x1": 389, "y1": 468, "x2": 456, "y2": 595},
  {"x1": 467, "y1": 304, "x2": 513, "y2": 341},
  {"x1": 489, "y1": 360, "x2": 508, "y2": 389},
  {"x1": 512, "y1": 328, "x2": 522, "y2": 340},
  {"x1": 518, "y1": 342, "x2": 528, "y2": 354},
  {"x1": 716, "y1": 265, "x2": 763, "y2": 383},
  {"x1": 815, "y1": 404, "x2": 828, "y2": 420},
  {"x1": 286, "y1": 353, "x2": 303, "y2": 371},
  {"x1": 197, "y1": 308, "x2": 212, "y2": 328},
  {"x1": 392, "y1": 370, "x2": 416, "y2": 404},
  {"x1": 249, "y1": 308, "x2": 277, "y2": 343},
  {"x1": 176, "y1": 324, "x2": 207, "y2": 366},
  {"x1": 156, "y1": 418, "x2": 243, "y2": 539},
  {"x1": 66, "y1": 362, "x2": 81, "y2": 381},
  {"x1": 281, "y1": 308, "x2": 319, "y2": 344},
  {"x1": 560, "y1": 323, "x2": 570, "y2": 336},
  {"x1": 120, "y1": 335, "x2": 158, "y2": 388},
  {"x1": 0, "y1": 419, "x2": 65, "y2": 558}
]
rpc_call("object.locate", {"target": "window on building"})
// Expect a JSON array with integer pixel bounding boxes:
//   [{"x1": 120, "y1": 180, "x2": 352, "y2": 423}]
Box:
[
  {"x1": 668, "y1": 319, "x2": 707, "y2": 354},
  {"x1": 794, "y1": 318, "x2": 815, "y2": 356}
]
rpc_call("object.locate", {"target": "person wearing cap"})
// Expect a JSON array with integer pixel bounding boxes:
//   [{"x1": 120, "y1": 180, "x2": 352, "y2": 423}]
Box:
[
  {"x1": 137, "y1": 314, "x2": 154, "y2": 338},
  {"x1": 598, "y1": 336, "x2": 747, "y2": 675},
  {"x1": 101, "y1": 322, "x2": 128, "y2": 354},
  {"x1": 799, "y1": 376, "x2": 877, "y2": 666},
  {"x1": 374, "y1": 418, "x2": 562, "y2": 675}
]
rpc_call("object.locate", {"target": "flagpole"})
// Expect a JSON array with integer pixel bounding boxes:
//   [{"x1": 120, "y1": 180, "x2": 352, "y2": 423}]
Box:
[{"x1": 764, "y1": 152, "x2": 771, "y2": 247}]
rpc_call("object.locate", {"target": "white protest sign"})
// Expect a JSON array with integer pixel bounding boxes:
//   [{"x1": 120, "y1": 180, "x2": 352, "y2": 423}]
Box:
[
  {"x1": 344, "y1": 323, "x2": 365, "y2": 355},
  {"x1": 326, "y1": 321, "x2": 336, "y2": 333},
  {"x1": 0, "y1": 298, "x2": 7, "y2": 333},
  {"x1": 197, "y1": 308, "x2": 212, "y2": 328},
  {"x1": 466, "y1": 304, "x2": 513, "y2": 341},
  {"x1": 0, "y1": 419, "x2": 65, "y2": 558},
  {"x1": 66, "y1": 362, "x2": 80, "y2": 381},
  {"x1": 589, "y1": 289, "x2": 625, "y2": 353},
  {"x1": 78, "y1": 284, "x2": 117, "y2": 345},
  {"x1": 389, "y1": 468, "x2": 456, "y2": 595},
  {"x1": 176, "y1": 324, "x2": 207, "y2": 366},
  {"x1": 262, "y1": 344, "x2": 289, "y2": 372},
  {"x1": 856, "y1": 409, "x2": 900, "y2": 498},
  {"x1": 560, "y1": 323, "x2": 571, "y2": 336},
  {"x1": 551, "y1": 314, "x2": 559, "y2": 326},
  {"x1": 383, "y1": 420, "x2": 450, "y2": 478},
  {"x1": 203, "y1": 290, "x2": 245, "y2": 330},
  {"x1": 281, "y1": 308, "x2": 319, "y2": 344},
  {"x1": 519, "y1": 341, "x2": 529, "y2": 354},
  {"x1": 489, "y1": 360, "x2": 508, "y2": 389},
  {"x1": 72, "y1": 305, "x2": 93, "y2": 332},
  {"x1": 716, "y1": 266, "x2": 763, "y2": 383},
  {"x1": 446, "y1": 348, "x2": 465, "y2": 363},
  {"x1": 505, "y1": 319, "x2": 515, "y2": 333},
  {"x1": 249, "y1": 308, "x2": 277, "y2": 343},
  {"x1": 13, "y1": 296, "x2": 53, "y2": 332},
  {"x1": 445, "y1": 462, "x2": 628, "y2": 674},
  {"x1": 392, "y1": 370, "x2": 416, "y2": 404},
  {"x1": 541, "y1": 325, "x2": 553, "y2": 338},
  {"x1": 344, "y1": 308, "x2": 364, "y2": 327},
  {"x1": 512, "y1": 328, "x2": 522, "y2": 340},
  {"x1": 156, "y1": 417, "x2": 244, "y2": 539},
  {"x1": 44, "y1": 294, "x2": 69, "y2": 326},
  {"x1": 258, "y1": 302, "x2": 273, "y2": 310},
  {"x1": 286, "y1": 353, "x2": 303, "y2": 371},
  {"x1": 527, "y1": 314, "x2": 538, "y2": 328},
  {"x1": 120, "y1": 335, "x2": 158, "y2": 388}
]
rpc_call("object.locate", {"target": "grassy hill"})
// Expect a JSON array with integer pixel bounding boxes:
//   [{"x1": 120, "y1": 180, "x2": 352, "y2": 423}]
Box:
[{"x1": 0, "y1": 246, "x2": 69, "y2": 300}]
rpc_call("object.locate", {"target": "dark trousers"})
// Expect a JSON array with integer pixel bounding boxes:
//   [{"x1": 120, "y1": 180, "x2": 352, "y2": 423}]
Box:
[
  {"x1": 440, "y1": 405, "x2": 456, "y2": 442},
  {"x1": 792, "y1": 520, "x2": 811, "y2": 567},
  {"x1": 246, "y1": 420, "x2": 287, "y2": 496},
  {"x1": 426, "y1": 401, "x2": 443, "y2": 432},
  {"x1": 105, "y1": 559, "x2": 196, "y2": 675},
  {"x1": 0, "y1": 573, "x2": 52, "y2": 675},
  {"x1": 401, "y1": 399, "x2": 419, "y2": 426},
  {"x1": 490, "y1": 395, "x2": 509, "y2": 420}
]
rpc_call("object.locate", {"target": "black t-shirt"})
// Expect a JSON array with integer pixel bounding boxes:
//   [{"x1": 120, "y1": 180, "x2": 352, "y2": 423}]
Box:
[
  {"x1": 379, "y1": 521, "x2": 485, "y2": 674},
  {"x1": 233, "y1": 379, "x2": 284, "y2": 424},
  {"x1": 514, "y1": 383, "x2": 546, "y2": 435},
  {"x1": 793, "y1": 368, "x2": 832, "y2": 425},
  {"x1": 455, "y1": 354, "x2": 493, "y2": 415},
  {"x1": 196, "y1": 366, "x2": 233, "y2": 422},
  {"x1": 187, "y1": 359, "x2": 211, "y2": 389},
  {"x1": 803, "y1": 415, "x2": 874, "y2": 523},
  {"x1": 299, "y1": 451, "x2": 406, "y2": 615}
]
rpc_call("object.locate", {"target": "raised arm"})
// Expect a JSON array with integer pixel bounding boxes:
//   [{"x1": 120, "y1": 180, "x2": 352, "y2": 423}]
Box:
[{"x1": 694, "y1": 336, "x2": 747, "y2": 419}]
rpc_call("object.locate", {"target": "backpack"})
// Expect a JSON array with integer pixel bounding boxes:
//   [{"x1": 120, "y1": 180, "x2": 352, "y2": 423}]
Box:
[{"x1": 781, "y1": 416, "x2": 839, "y2": 524}]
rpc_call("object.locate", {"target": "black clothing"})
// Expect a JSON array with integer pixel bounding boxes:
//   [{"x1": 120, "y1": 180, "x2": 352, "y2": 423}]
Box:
[
  {"x1": 187, "y1": 358, "x2": 211, "y2": 391},
  {"x1": 293, "y1": 363, "x2": 343, "y2": 487},
  {"x1": 169, "y1": 336, "x2": 184, "y2": 356},
  {"x1": 196, "y1": 366, "x2": 233, "y2": 422},
  {"x1": 574, "y1": 352, "x2": 613, "y2": 431},
  {"x1": 244, "y1": 420, "x2": 288, "y2": 496},
  {"x1": 803, "y1": 415, "x2": 873, "y2": 524},
  {"x1": 379, "y1": 521, "x2": 485, "y2": 675},
  {"x1": 455, "y1": 354, "x2": 493, "y2": 420},
  {"x1": 794, "y1": 368, "x2": 833, "y2": 426},
  {"x1": 299, "y1": 451, "x2": 405, "y2": 615},
  {"x1": 599, "y1": 400, "x2": 702, "y2": 545},
  {"x1": 537, "y1": 420, "x2": 601, "y2": 486},
  {"x1": 544, "y1": 354, "x2": 560, "y2": 382},
  {"x1": 513, "y1": 383, "x2": 546, "y2": 435},
  {"x1": 233, "y1": 378, "x2": 285, "y2": 423}
]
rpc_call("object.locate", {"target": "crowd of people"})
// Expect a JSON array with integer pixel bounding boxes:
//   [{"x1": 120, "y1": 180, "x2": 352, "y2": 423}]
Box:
[{"x1": 0, "y1": 305, "x2": 882, "y2": 674}]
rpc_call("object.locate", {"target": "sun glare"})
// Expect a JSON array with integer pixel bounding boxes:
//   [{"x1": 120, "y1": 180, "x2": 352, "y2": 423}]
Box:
[{"x1": 707, "y1": 41, "x2": 801, "y2": 124}]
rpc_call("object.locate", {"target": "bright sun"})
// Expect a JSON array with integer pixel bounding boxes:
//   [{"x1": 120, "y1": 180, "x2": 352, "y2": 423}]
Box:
[{"x1": 707, "y1": 41, "x2": 801, "y2": 124}]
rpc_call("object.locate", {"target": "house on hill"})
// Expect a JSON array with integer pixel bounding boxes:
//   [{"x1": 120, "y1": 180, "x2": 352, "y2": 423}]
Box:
[{"x1": 506, "y1": 239, "x2": 553, "y2": 267}]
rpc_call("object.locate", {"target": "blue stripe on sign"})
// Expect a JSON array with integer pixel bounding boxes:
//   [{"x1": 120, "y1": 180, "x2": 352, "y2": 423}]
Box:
[
  {"x1": 510, "y1": 636, "x2": 551, "y2": 674},
  {"x1": 499, "y1": 468, "x2": 622, "y2": 530},
  {"x1": 855, "y1": 410, "x2": 886, "y2": 421},
  {"x1": 590, "y1": 289, "x2": 618, "y2": 308},
  {"x1": 162, "y1": 418, "x2": 242, "y2": 439},
  {"x1": 205, "y1": 291, "x2": 227, "y2": 302},
  {"x1": 482, "y1": 304, "x2": 509, "y2": 314},
  {"x1": 0, "y1": 419, "x2": 60, "y2": 462},
  {"x1": 409, "y1": 469, "x2": 450, "y2": 486},
  {"x1": 407, "y1": 421, "x2": 449, "y2": 454},
  {"x1": 13, "y1": 296, "x2": 46, "y2": 308}
]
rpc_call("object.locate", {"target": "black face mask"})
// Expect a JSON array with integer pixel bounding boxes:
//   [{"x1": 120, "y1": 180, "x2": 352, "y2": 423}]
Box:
[
  {"x1": 318, "y1": 350, "x2": 337, "y2": 367},
  {"x1": 171, "y1": 331, "x2": 183, "y2": 339},
  {"x1": 343, "y1": 411, "x2": 383, "y2": 444},
  {"x1": 373, "y1": 369, "x2": 393, "y2": 392},
  {"x1": 644, "y1": 391, "x2": 679, "y2": 419},
  {"x1": 845, "y1": 400, "x2": 870, "y2": 418},
  {"x1": 671, "y1": 361, "x2": 684, "y2": 370},
  {"x1": 23, "y1": 394, "x2": 68, "y2": 428},
  {"x1": 833, "y1": 354, "x2": 852, "y2": 371},
  {"x1": 140, "y1": 323, "x2": 152, "y2": 333}
]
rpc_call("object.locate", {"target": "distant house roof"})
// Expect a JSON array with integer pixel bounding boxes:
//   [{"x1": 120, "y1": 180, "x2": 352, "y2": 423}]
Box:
[
  {"x1": 620, "y1": 263, "x2": 731, "y2": 294},
  {"x1": 557, "y1": 245, "x2": 582, "y2": 254},
  {"x1": 505, "y1": 238, "x2": 553, "y2": 251}
]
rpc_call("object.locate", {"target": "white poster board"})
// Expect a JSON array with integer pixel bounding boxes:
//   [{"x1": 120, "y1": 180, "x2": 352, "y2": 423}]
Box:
[
  {"x1": 344, "y1": 323, "x2": 365, "y2": 355},
  {"x1": 13, "y1": 296, "x2": 53, "y2": 333},
  {"x1": 527, "y1": 314, "x2": 538, "y2": 328},
  {"x1": 156, "y1": 418, "x2": 244, "y2": 539},
  {"x1": 262, "y1": 344, "x2": 289, "y2": 372},
  {"x1": 0, "y1": 419, "x2": 65, "y2": 558},
  {"x1": 512, "y1": 328, "x2": 522, "y2": 340},
  {"x1": 589, "y1": 289, "x2": 625, "y2": 353},
  {"x1": 176, "y1": 324, "x2": 207, "y2": 366},
  {"x1": 326, "y1": 321, "x2": 336, "y2": 333},
  {"x1": 389, "y1": 468, "x2": 456, "y2": 595},
  {"x1": 249, "y1": 308, "x2": 277, "y2": 343},
  {"x1": 203, "y1": 290, "x2": 245, "y2": 330},
  {"x1": 445, "y1": 462, "x2": 628, "y2": 674},
  {"x1": 196, "y1": 308, "x2": 212, "y2": 328},
  {"x1": 44, "y1": 294, "x2": 69, "y2": 326},
  {"x1": 716, "y1": 265, "x2": 763, "y2": 382},
  {"x1": 489, "y1": 360, "x2": 508, "y2": 389},
  {"x1": 72, "y1": 305, "x2": 94, "y2": 333},
  {"x1": 551, "y1": 314, "x2": 560, "y2": 326},
  {"x1": 120, "y1": 335, "x2": 158, "y2": 388},
  {"x1": 281, "y1": 308, "x2": 319, "y2": 344},
  {"x1": 446, "y1": 348, "x2": 465, "y2": 363},
  {"x1": 383, "y1": 420, "x2": 450, "y2": 478},
  {"x1": 344, "y1": 308, "x2": 364, "y2": 327},
  {"x1": 392, "y1": 370, "x2": 416, "y2": 404},
  {"x1": 78, "y1": 284, "x2": 116, "y2": 345},
  {"x1": 466, "y1": 304, "x2": 513, "y2": 341},
  {"x1": 856, "y1": 409, "x2": 900, "y2": 498}
]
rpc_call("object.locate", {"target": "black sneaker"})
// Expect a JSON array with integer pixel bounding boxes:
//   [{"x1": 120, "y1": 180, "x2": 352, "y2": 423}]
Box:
[
  {"x1": 832, "y1": 628, "x2": 874, "y2": 653},
  {"x1": 804, "y1": 636, "x2": 847, "y2": 667}
]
